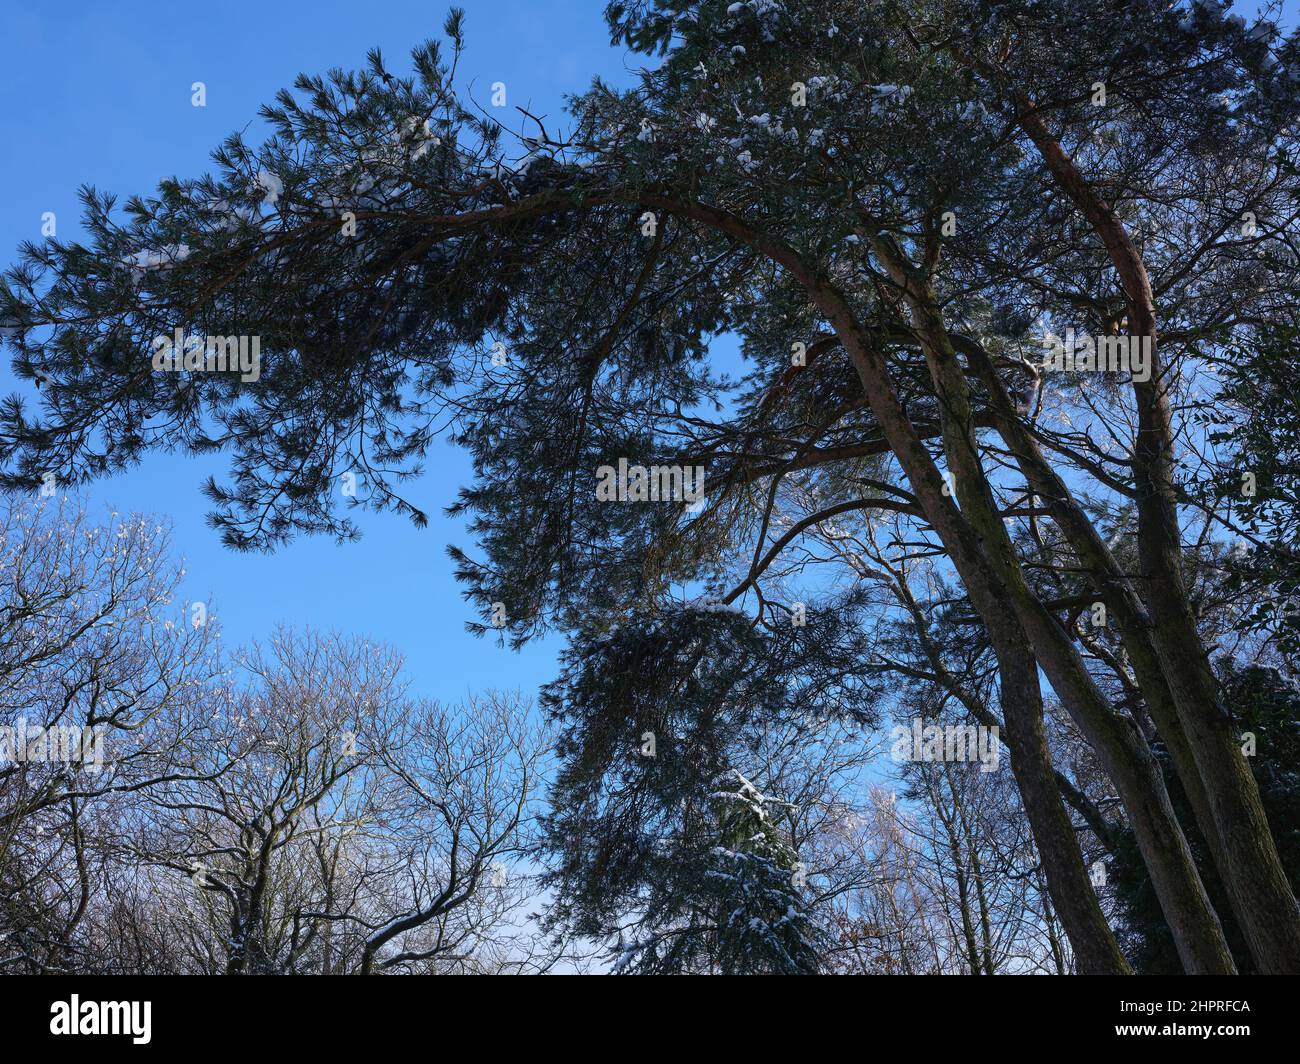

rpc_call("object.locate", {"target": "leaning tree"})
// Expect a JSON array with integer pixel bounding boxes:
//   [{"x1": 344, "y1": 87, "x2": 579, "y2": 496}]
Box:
[{"x1": 3, "y1": 0, "x2": 1299, "y2": 972}]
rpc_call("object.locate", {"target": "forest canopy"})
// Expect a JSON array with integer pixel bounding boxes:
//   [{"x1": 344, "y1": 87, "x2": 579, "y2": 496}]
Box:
[{"x1": 2, "y1": 0, "x2": 1299, "y2": 975}]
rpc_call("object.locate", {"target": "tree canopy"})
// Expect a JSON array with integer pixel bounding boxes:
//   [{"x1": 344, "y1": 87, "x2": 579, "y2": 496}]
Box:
[{"x1": 4, "y1": 0, "x2": 1300, "y2": 973}]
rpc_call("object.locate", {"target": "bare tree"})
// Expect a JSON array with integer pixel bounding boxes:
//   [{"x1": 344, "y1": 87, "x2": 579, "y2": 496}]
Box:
[
  {"x1": 357, "y1": 690, "x2": 548, "y2": 974},
  {"x1": 0, "y1": 495, "x2": 219, "y2": 972}
]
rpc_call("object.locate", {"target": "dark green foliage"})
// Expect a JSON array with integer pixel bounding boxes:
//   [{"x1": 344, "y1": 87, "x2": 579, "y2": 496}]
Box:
[
  {"x1": 539, "y1": 597, "x2": 879, "y2": 972},
  {"x1": 1203, "y1": 327, "x2": 1300, "y2": 657}
]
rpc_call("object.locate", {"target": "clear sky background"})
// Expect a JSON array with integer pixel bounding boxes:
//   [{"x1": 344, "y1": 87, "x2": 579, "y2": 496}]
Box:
[{"x1": 0, "y1": 0, "x2": 645, "y2": 704}]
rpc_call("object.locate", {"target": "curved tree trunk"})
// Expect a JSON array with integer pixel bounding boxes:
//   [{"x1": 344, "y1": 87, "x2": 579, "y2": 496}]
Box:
[
  {"x1": 865, "y1": 244, "x2": 1233, "y2": 973},
  {"x1": 967, "y1": 336, "x2": 1259, "y2": 967},
  {"x1": 1017, "y1": 105, "x2": 1300, "y2": 973},
  {"x1": 637, "y1": 193, "x2": 1234, "y2": 972},
  {"x1": 996, "y1": 641, "x2": 1132, "y2": 973},
  {"x1": 889, "y1": 555, "x2": 1130, "y2": 971}
]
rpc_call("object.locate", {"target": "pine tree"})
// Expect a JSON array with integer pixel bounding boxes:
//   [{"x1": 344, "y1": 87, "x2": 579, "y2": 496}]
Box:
[{"x1": 4, "y1": 0, "x2": 1300, "y2": 971}]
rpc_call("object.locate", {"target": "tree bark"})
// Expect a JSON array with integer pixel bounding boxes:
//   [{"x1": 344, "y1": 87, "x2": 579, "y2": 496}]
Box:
[
  {"x1": 865, "y1": 243, "x2": 1232, "y2": 973},
  {"x1": 637, "y1": 192, "x2": 1230, "y2": 972},
  {"x1": 1017, "y1": 104, "x2": 1300, "y2": 973}
]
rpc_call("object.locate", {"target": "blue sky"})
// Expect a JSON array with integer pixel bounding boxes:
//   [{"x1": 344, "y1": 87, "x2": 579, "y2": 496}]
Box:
[{"x1": 0, "y1": 0, "x2": 640, "y2": 703}]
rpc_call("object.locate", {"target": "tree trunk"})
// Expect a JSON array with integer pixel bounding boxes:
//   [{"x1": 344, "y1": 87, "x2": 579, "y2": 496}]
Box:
[
  {"x1": 638, "y1": 194, "x2": 1233, "y2": 972},
  {"x1": 1017, "y1": 104, "x2": 1300, "y2": 973},
  {"x1": 996, "y1": 641, "x2": 1132, "y2": 973},
  {"x1": 863, "y1": 247, "x2": 1232, "y2": 973},
  {"x1": 967, "y1": 336, "x2": 1255, "y2": 967}
]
